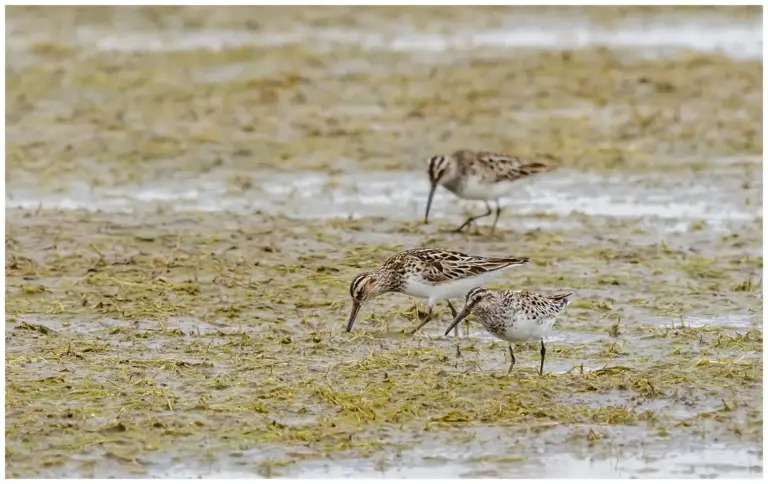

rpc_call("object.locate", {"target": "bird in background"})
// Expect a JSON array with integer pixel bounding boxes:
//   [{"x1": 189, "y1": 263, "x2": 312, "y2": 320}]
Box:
[{"x1": 424, "y1": 149, "x2": 558, "y2": 235}]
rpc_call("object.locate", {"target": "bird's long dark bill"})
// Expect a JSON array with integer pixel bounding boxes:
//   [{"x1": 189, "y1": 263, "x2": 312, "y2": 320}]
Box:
[
  {"x1": 444, "y1": 306, "x2": 472, "y2": 336},
  {"x1": 346, "y1": 302, "x2": 361, "y2": 332},
  {"x1": 424, "y1": 183, "x2": 437, "y2": 224}
]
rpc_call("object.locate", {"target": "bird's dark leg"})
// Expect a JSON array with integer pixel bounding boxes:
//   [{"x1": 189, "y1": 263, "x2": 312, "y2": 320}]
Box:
[
  {"x1": 490, "y1": 201, "x2": 503, "y2": 235},
  {"x1": 445, "y1": 301, "x2": 462, "y2": 357},
  {"x1": 454, "y1": 329, "x2": 462, "y2": 358},
  {"x1": 507, "y1": 344, "x2": 516, "y2": 374},
  {"x1": 446, "y1": 300, "x2": 459, "y2": 336},
  {"x1": 410, "y1": 303, "x2": 433, "y2": 334},
  {"x1": 447, "y1": 300, "x2": 458, "y2": 319},
  {"x1": 453, "y1": 202, "x2": 493, "y2": 233},
  {"x1": 539, "y1": 339, "x2": 546, "y2": 376}
]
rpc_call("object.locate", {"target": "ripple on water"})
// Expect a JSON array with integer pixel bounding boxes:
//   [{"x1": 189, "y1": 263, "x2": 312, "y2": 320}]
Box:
[
  {"x1": 6, "y1": 169, "x2": 761, "y2": 235},
  {"x1": 7, "y1": 315, "x2": 226, "y2": 337},
  {"x1": 60, "y1": 19, "x2": 762, "y2": 60},
  {"x1": 637, "y1": 313, "x2": 759, "y2": 330},
  {"x1": 279, "y1": 430, "x2": 762, "y2": 478}
]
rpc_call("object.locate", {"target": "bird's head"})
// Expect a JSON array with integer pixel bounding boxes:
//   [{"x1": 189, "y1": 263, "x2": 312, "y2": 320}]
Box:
[
  {"x1": 424, "y1": 154, "x2": 456, "y2": 224},
  {"x1": 444, "y1": 287, "x2": 493, "y2": 336},
  {"x1": 345, "y1": 272, "x2": 387, "y2": 332}
]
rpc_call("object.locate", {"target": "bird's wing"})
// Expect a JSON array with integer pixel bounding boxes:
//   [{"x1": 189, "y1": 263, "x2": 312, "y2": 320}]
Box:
[
  {"x1": 476, "y1": 152, "x2": 556, "y2": 182},
  {"x1": 507, "y1": 290, "x2": 571, "y2": 320},
  {"x1": 411, "y1": 249, "x2": 529, "y2": 284}
]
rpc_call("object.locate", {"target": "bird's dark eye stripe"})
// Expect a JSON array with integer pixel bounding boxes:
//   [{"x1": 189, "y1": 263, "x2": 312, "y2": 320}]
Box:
[
  {"x1": 467, "y1": 287, "x2": 486, "y2": 300},
  {"x1": 429, "y1": 157, "x2": 444, "y2": 170},
  {"x1": 350, "y1": 274, "x2": 366, "y2": 297}
]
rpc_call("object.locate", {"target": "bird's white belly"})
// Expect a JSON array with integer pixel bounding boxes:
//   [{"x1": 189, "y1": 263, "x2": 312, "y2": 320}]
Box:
[
  {"x1": 402, "y1": 271, "x2": 505, "y2": 304},
  {"x1": 458, "y1": 178, "x2": 516, "y2": 201},
  {"x1": 499, "y1": 317, "x2": 555, "y2": 342}
]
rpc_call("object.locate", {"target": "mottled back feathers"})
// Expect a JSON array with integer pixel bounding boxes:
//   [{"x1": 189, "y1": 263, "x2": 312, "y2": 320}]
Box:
[
  {"x1": 453, "y1": 149, "x2": 557, "y2": 183},
  {"x1": 386, "y1": 248, "x2": 529, "y2": 286},
  {"x1": 499, "y1": 289, "x2": 572, "y2": 318}
]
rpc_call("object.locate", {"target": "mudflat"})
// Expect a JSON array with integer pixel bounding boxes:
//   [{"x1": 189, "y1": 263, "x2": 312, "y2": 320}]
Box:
[{"x1": 6, "y1": 6, "x2": 762, "y2": 478}]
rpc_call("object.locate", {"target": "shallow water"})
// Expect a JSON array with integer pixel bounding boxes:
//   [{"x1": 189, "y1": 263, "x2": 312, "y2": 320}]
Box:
[
  {"x1": 134, "y1": 424, "x2": 762, "y2": 479},
  {"x1": 6, "y1": 166, "x2": 761, "y2": 232},
  {"x1": 52, "y1": 17, "x2": 766, "y2": 60},
  {"x1": 287, "y1": 444, "x2": 762, "y2": 478},
  {"x1": 6, "y1": 6, "x2": 763, "y2": 479}
]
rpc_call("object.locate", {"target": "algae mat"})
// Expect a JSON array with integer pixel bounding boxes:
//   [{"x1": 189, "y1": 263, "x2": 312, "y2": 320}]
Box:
[{"x1": 5, "y1": 5, "x2": 763, "y2": 478}]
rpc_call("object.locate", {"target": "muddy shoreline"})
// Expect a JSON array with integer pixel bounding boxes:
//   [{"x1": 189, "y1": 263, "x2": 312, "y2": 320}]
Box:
[
  {"x1": 6, "y1": 6, "x2": 763, "y2": 478},
  {"x1": 6, "y1": 203, "x2": 762, "y2": 477}
]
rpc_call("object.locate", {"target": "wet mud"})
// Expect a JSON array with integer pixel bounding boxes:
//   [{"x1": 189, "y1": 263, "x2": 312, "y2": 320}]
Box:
[{"x1": 5, "y1": 5, "x2": 763, "y2": 478}]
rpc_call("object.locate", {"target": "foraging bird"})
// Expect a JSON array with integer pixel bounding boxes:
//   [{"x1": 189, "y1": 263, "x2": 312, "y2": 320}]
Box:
[
  {"x1": 345, "y1": 248, "x2": 529, "y2": 336},
  {"x1": 444, "y1": 286, "x2": 572, "y2": 375},
  {"x1": 424, "y1": 149, "x2": 557, "y2": 234}
]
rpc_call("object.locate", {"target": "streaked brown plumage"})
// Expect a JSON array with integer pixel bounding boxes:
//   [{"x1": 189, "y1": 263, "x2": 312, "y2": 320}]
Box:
[
  {"x1": 345, "y1": 248, "x2": 529, "y2": 338},
  {"x1": 445, "y1": 286, "x2": 572, "y2": 375},
  {"x1": 424, "y1": 149, "x2": 558, "y2": 234}
]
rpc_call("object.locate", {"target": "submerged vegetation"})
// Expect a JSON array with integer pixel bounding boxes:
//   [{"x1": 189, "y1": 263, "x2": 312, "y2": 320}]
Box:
[
  {"x1": 6, "y1": 208, "x2": 762, "y2": 477},
  {"x1": 6, "y1": 5, "x2": 763, "y2": 479}
]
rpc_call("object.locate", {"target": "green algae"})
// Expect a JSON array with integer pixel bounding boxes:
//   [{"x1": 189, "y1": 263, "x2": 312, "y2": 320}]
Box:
[
  {"x1": 5, "y1": 206, "x2": 763, "y2": 477},
  {"x1": 6, "y1": 7, "x2": 763, "y2": 193},
  {"x1": 6, "y1": 4, "x2": 763, "y2": 479}
]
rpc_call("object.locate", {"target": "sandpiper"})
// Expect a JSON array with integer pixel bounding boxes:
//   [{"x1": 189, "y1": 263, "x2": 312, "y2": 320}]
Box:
[
  {"x1": 424, "y1": 149, "x2": 557, "y2": 234},
  {"x1": 345, "y1": 249, "x2": 529, "y2": 336},
  {"x1": 444, "y1": 287, "x2": 572, "y2": 375}
]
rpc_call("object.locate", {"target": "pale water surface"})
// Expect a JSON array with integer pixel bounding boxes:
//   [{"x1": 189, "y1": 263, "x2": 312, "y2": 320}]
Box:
[
  {"x1": 6, "y1": 168, "x2": 761, "y2": 235},
  {"x1": 5, "y1": 10, "x2": 763, "y2": 480},
  {"x1": 70, "y1": 18, "x2": 763, "y2": 60}
]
